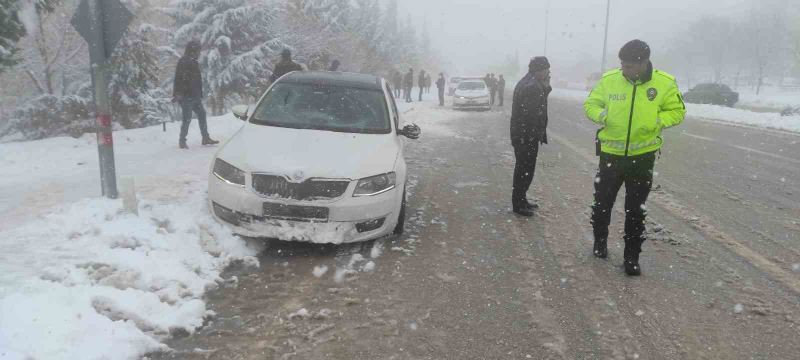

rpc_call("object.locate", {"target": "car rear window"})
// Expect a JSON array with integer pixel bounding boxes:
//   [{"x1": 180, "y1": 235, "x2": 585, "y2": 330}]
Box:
[{"x1": 250, "y1": 82, "x2": 391, "y2": 134}]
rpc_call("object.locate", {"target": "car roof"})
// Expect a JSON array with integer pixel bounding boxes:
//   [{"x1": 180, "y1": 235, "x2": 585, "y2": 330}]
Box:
[{"x1": 280, "y1": 71, "x2": 383, "y2": 91}]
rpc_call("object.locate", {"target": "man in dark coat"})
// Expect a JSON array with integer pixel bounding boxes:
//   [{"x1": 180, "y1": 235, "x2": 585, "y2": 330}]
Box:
[
  {"x1": 393, "y1": 70, "x2": 403, "y2": 98},
  {"x1": 173, "y1": 40, "x2": 218, "y2": 149},
  {"x1": 436, "y1": 73, "x2": 446, "y2": 106},
  {"x1": 270, "y1": 49, "x2": 303, "y2": 83},
  {"x1": 489, "y1": 73, "x2": 498, "y2": 105},
  {"x1": 497, "y1": 74, "x2": 506, "y2": 106},
  {"x1": 328, "y1": 59, "x2": 341, "y2": 71},
  {"x1": 510, "y1": 57, "x2": 552, "y2": 216},
  {"x1": 418, "y1": 70, "x2": 426, "y2": 101},
  {"x1": 404, "y1": 68, "x2": 414, "y2": 102}
]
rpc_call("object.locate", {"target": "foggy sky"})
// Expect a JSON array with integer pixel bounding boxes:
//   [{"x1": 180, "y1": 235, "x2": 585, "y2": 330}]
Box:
[{"x1": 399, "y1": 0, "x2": 755, "y2": 78}]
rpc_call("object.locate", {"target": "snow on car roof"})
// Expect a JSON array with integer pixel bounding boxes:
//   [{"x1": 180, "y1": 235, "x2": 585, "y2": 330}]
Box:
[{"x1": 281, "y1": 71, "x2": 383, "y2": 91}]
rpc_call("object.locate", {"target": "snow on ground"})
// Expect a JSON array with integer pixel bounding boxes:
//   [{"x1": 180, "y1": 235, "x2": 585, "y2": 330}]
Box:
[
  {"x1": 551, "y1": 87, "x2": 800, "y2": 133},
  {"x1": 397, "y1": 92, "x2": 476, "y2": 141},
  {"x1": 0, "y1": 114, "x2": 263, "y2": 359},
  {"x1": 736, "y1": 87, "x2": 800, "y2": 110}
]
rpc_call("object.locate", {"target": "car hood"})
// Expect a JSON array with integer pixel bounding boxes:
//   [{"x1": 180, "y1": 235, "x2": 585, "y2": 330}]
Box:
[
  {"x1": 455, "y1": 89, "x2": 489, "y2": 97},
  {"x1": 217, "y1": 124, "x2": 399, "y2": 180}
]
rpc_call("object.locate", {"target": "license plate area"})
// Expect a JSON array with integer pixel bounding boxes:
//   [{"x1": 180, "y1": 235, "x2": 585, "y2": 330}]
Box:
[{"x1": 263, "y1": 202, "x2": 329, "y2": 222}]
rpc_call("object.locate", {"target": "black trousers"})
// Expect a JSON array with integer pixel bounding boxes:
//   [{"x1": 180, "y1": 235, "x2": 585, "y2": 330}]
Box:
[
  {"x1": 438, "y1": 88, "x2": 445, "y2": 106},
  {"x1": 512, "y1": 142, "x2": 540, "y2": 207},
  {"x1": 179, "y1": 97, "x2": 208, "y2": 142},
  {"x1": 498, "y1": 90, "x2": 504, "y2": 106},
  {"x1": 419, "y1": 86, "x2": 424, "y2": 101},
  {"x1": 591, "y1": 151, "x2": 656, "y2": 259},
  {"x1": 490, "y1": 90, "x2": 496, "y2": 105}
]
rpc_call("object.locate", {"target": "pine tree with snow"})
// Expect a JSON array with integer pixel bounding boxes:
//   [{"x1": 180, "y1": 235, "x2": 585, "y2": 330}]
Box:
[
  {"x1": 167, "y1": 0, "x2": 286, "y2": 115},
  {"x1": 0, "y1": 0, "x2": 25, "y2": 71},
  {"x1": 108, "y1": 22, "x2": 168, "y2": 128}
]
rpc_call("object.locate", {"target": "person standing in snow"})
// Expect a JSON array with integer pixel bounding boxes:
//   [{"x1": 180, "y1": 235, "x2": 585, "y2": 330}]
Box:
[
  {"x1": 497, "y1": 75, "x2": 506, "y2": 106},
  {"x1": 510, "y1": 57, "x2": 551, "y2": 217},
  {"x1": 393, "y1": 70, "x2": 403, "y2": 98},
  {"x1": 404, "y1": 68, "x2": 414, "y2": 102},
  {"x1": 328, "y1": 59, "x2": 341, "y2": 71},
  {"x1": 584, "y1": 40, "x2": 686, "y2": 276},
  {"x1": 489, "y1": 73, "x2": 498, "y2": 105},
  {"x1": 270, "y1": 49, "x2": 303, "y2": 83},
  {"x1": 418, "y1": 70, "x2": 426, "y2": 101},
  {"x1": 172, "y1": 40, "x2": 218, "y2": 149},
  {"x1": 436, "y1": 73, "x2": 446, "y2": 106}
]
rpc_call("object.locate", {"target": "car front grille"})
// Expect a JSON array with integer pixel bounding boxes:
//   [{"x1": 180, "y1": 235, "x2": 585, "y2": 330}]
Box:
[{"x1": 252, "y1": 174, "x2": 349, "y2": 200}]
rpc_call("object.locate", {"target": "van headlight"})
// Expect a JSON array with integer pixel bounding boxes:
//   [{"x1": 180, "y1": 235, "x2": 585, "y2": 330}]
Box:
[
  {"x1": 213, "y1": 158, "x2": 246, "y2": 186},
  {"x1": 353, "y1": 172, "x2": 396, "y2": 197}
]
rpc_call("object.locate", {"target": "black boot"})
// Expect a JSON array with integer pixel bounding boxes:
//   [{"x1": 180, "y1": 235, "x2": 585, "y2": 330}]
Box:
[
  {"x1": 593, "y1": 237, "x2": 608, "y2": 259},
  {"x1": 512, "y1": 200, "x2": 534, "y2": 217},
  {"x1": 623, "y1": 246, "x2": 641, "y2": 276},
  {"x1": 202, "y1": 137, "x2": 219, "y2": 145},
  {"x1": 524, "y1": 199, "x2": 539, "y2": 210},
  {"x1": 179, "y1": 140, "x2": 188, "y2": 149}
]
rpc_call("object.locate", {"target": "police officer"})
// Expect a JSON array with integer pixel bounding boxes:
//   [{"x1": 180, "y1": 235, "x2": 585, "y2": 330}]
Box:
[
  {"x1": 510, "y1": 57, "x2": 551, "y2": 217},
  {"x1": 584, "y1": 40, "x2": 686, "y2": 276}
]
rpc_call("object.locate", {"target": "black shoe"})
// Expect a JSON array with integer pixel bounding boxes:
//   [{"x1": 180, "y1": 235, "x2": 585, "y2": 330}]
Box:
[
  {"x1": 593, "y1": 239, "x2": 608, "y2": 259},
  {"x1": 524, "y1": 200, "x2": 539, "y2": 210},
  {"x1": 202, "y1": 137, "x2": 219, "y2": 145},
  {"x1": 624, "y1": 261, "x2": 641, "y2": 276},
  {"x1": 179, "y1": 141, "x2": 188, "y2": 149},
  {"x1": 513, "y1": 206, "x2": 534, "y2": 217}
]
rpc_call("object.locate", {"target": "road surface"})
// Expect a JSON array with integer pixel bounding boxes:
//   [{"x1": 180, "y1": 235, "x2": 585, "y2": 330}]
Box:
[{"x1": 151, "y1": 96, "x2": 800, "y2": 360}]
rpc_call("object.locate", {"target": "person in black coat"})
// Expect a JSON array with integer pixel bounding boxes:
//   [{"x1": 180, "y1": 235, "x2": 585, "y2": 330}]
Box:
[
  {"x1": 510, "y1": 57, "x2": 551, "y2": 216},
  {"x1": 418, "y1": 70, "x2": 426, "y2": 101},
  {"x1": 393, "y1": 70, "x2": 403, "y2": 98},
  {"x1": 497, "y1": 75, "x2": 506, "y2": 106},
  {"x1": 270, "y1": 49, "x2": 303, "y2": 83},
  {"x1": 403, "y1": 68, "x2": 414, "y2": 102},
  {"x1": 436, "y1": 73, "x2": 446, "y2": 106},
  {"x1": 173, "y1": 40, "x2": 218, "y2": 149}
]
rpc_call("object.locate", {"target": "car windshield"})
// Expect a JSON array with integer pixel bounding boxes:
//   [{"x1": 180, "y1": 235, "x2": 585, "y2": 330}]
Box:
[
  {"x1": 458, "y1": 82, "x2": 485, "y2": 90},
  {"x1": 250, "y1": 82, "x2": 390, "y2": 134}
]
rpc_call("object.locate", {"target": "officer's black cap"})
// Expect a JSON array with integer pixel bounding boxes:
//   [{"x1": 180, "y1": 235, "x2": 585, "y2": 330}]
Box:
[{"x1": 619, "y1": 40, "x2": 650, "y2": 62}]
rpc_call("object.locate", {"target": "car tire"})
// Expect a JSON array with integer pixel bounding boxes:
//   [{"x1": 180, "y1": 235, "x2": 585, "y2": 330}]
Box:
[{"x1": 393, "y1": 188, "x2": 406, "y2": 235}]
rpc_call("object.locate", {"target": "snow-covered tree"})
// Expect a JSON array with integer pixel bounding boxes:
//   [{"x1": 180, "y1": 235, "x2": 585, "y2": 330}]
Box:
[
  {"x1": 0, "y1": 0, "x2": 25, "y2": 71},
  {"x1": 167, "y1": 0, "x2": 286, "y2": 115}
]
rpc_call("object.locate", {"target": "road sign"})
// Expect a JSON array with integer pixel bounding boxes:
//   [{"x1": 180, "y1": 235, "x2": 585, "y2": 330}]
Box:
[
  {"x1": 71, "y1": 0, "x2": 133, "y2": 199},
  {"x1": 71, "y1": 0, "x2": 133, "y2": 63}
]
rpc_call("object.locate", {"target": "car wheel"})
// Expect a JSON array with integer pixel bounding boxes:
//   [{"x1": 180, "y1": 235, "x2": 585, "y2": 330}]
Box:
[{"x1": 393, "y1": 189, "x2": 406, "y2": 235}]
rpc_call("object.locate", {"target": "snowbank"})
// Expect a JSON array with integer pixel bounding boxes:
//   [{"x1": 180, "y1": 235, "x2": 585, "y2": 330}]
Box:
[
  {"x1": 0, "y1": 112, "x2": 262, "y2": 359},
  {"x1": 550, "y1": 88, "x2": 800, "y2": 134},
  {"x1": 0, "y1": 183, "x2": 261, "y2": 360},
  {"x1": 737, "y1": 88, "x2": 800, "y2": 110}
]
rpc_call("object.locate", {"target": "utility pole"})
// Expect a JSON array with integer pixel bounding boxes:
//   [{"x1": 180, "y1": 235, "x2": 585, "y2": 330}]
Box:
[
  {"x1": 543, "y1": 0, "x2": 551, "y2": 56},
  {"x1": 71, "y1": 0, "x2": 132, "y2": 199},
  {"x1": 600, "y1": 0, "x2": 611, "y2": 74}
]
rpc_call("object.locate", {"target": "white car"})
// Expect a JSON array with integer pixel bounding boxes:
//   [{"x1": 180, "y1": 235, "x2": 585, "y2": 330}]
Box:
[
  {"x1": 208, "y1": 71, "x2": 420, "y2": 244},
  {"x1": 452, "y1": 80, "x2": 491, "y2": 111}
]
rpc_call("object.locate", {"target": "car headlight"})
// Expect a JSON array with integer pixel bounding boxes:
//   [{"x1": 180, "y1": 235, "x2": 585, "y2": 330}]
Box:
[
  {"x1": 353, "y1": 172, "x2": 396, "y2": 197},
  {"x1": 213, "y1": 158, "x2": 246, "y2": 186}
]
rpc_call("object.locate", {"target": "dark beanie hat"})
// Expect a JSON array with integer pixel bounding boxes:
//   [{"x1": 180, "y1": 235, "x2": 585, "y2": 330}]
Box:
[
  {"x1": 529, "y1": 56, "x2": 550, "y2": 72},
  {"x1": 619, "y1": 40, "x2": 650, "y2": 62}
]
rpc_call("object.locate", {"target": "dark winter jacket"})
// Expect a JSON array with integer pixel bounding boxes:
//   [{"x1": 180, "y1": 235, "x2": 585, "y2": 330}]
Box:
[
  {"x1": 173, "y1": 55, "x2": 203, "y2": 99},
  {"x1": 436, "y1": 77, "x2": 445, "y2": 90},
  {"x1": 511, "y1": 72, "x2": 552, "y2": 146},
  {"x1": 270, "y1": 59, "x2": 303, "y2": 82},
  {"x1": 418, "y1": 72, "x2": 426, "y2": 88},
  {"x1": 498, "y1": 78, "x2": 506, "y2": 93},
  {"x1": 404, "y1": 71, "x2": 414, "y2": 88}
]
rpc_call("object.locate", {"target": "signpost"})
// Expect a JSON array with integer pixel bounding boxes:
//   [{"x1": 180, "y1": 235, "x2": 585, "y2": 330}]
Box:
[{"x1": 71, "y1": 0, "x2": 133, "y2": 199}]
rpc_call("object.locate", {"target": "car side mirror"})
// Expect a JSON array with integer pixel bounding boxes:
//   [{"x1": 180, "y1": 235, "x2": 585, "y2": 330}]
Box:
[
  {"x1": 398, "y1": 124, "x2": 421, "y2": 139},
  {"x1": 232, "y1": 105, "x2": 249, "y2": 121}
]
